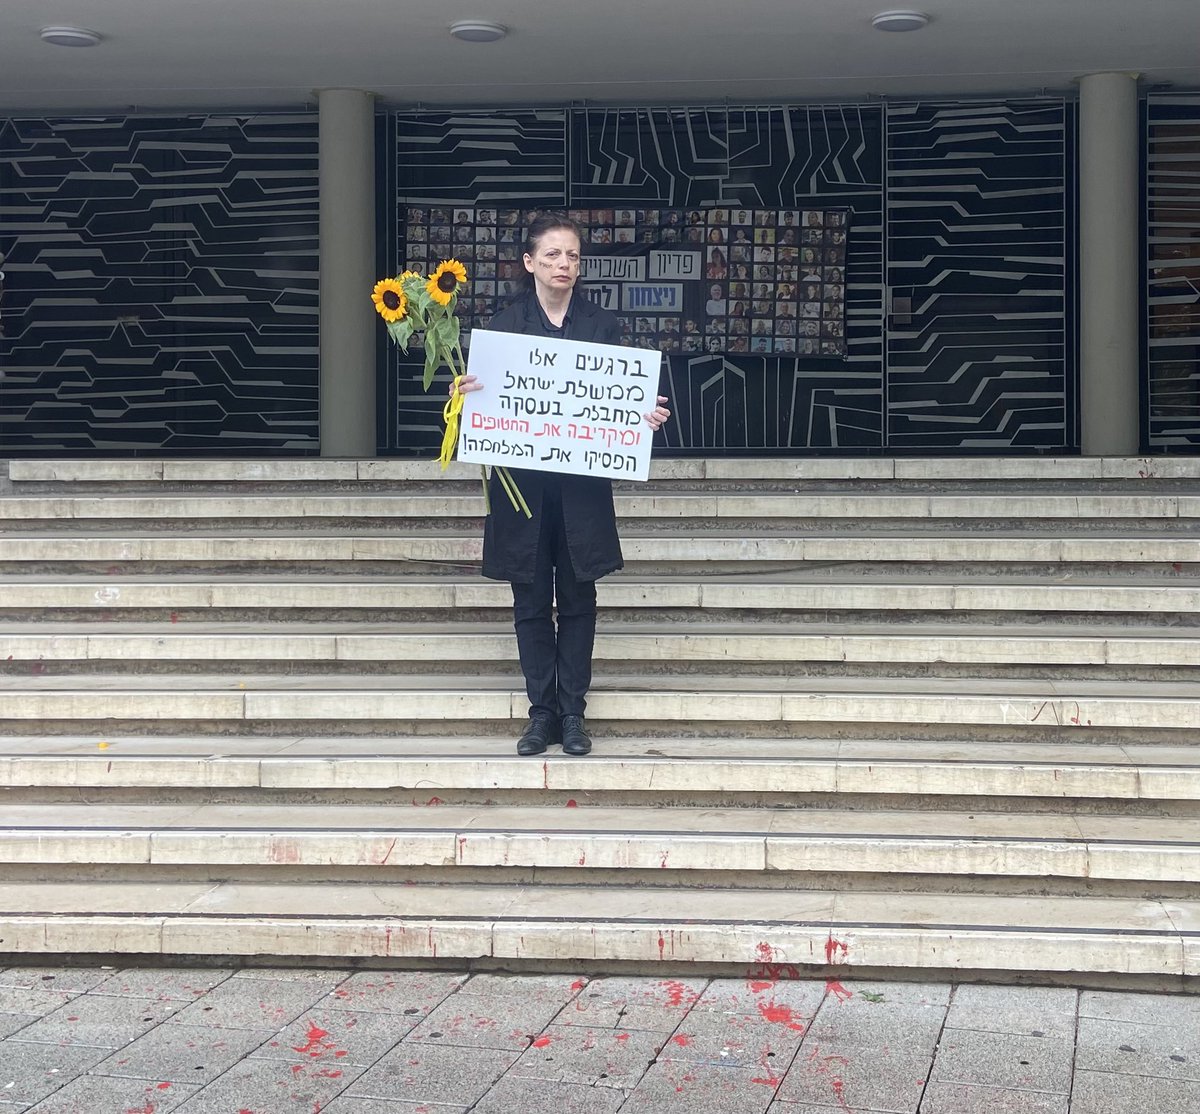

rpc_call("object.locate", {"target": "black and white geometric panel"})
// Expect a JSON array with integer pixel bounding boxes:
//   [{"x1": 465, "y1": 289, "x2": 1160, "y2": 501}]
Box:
[
  {"x1": 383, "y1": 111, "x2": 569, "y2": 455},
  {"x1": 1146, "y1": 94, "x2": 1200, "y2": 448},
  {"x1": 0, "y1": 114, "x2": 319, "y2": 455},
  {"x1": 886, "y1": 101, "x2": 1072, "y2": 450},
  {"x1": 574, "y1": 106, "x2": 884, "y2": 451}
]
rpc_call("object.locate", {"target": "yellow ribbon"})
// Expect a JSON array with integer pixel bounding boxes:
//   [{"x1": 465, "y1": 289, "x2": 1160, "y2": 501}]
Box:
[{"x1": 439, "y1": 375, "x2": 465, "y2": 469}]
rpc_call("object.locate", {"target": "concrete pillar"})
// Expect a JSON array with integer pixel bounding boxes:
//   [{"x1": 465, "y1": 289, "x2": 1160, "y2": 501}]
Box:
[
  {"x1": 1078, "y1": 72, "x2": 1140, "y2": 455},
  {"x1": 318, "y1": 89, "x2": 376, "y2": 457}
]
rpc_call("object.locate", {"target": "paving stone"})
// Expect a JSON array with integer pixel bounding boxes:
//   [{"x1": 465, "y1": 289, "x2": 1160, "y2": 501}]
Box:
[
  {"x1": 230, "y1": 967, "x2": 353, "y2": 984},
  {"x1": 0, "y1": 1041, "x2": 113, "y2": 1107},
  {"x1": 658, "y1": 1010, "x2": 807, "y2": 1071},
  {"x1": 944, "y1": 985, "x2": 1077, "y2": 1040},
  {"x1": 346, "y1": 1043, "x2": 519, "y2": 1106},
  {"x1": 168, "y1": 973, "x2": 340, "y2": 1030},
  {"x1": 322, "y1": 1098, "x2": 468, "y2": 1114},
  {"x1": 1078, "y1": 989, "x2": 1200, "y2": 1027},
  {"x1": 560, "y1": 975, "x2": 708, "y2": 1031},
  {"x1": 403, "y1": 991, "x2": 566, "y2": 1051},
  {"x1": 508, "y1": 1023, "x2": 664, "y2": 1087},
  {"x1": 931, "y1": 1029, "x2": 1072, "y2": 1093},
  {"x1": 1070, "y1": 1069, "x2": 1200, "y2": 1114},
  {"x1": 94, "y1": 1022, "x2": 273, "y2": 1084},
  {"x1": 19, "y1": 1074, "x2": 198, "y2": 1113},
  {"x1": 0, "y1": 1015, "x2": 38, "y2": 1041},
  {"x1": 251, "y1": 1008, "x2": 406, "y2": 1066},
  {"x1": 0, "y1": 968, "x2": 112, "y2": 994},
  {"x1": 462, "y1": 972, "x2": 591, "y2": 1000},
  {"x1": 161, "y1": 1055, "x2": 362, "y2": 1113},
  {"x1": 619, "y1": 1059, "x2": 779, "y2": 1114},
  {"x1": 320, "y1": 970, "x2": 468, "y2": 1015},
  {"x1": 695, "y1": 977, "x2": 827, "y2": 1018},
  {"x1": 472, "y1": 1075, "x2": 627, "y2": 1114},
  {"x1": 91, "y1": 968, "x2": 234, "y2": 1002},
  {"x1": 774, "y1": 1036, "x2": 935, "y2": 1113},
  {"x1": 919, "y1": 1081, "x2": 1068, "y2": 1113},
  {"x1": 0, "y1": 990, "x2": 71, "y2": 1018},
  {"x1": 12, "y1": 994, "x2": 184, "y2": 1049},
  {"x1": 1075, "y1": 1016, "x2": 1200, "y2": 1082}
]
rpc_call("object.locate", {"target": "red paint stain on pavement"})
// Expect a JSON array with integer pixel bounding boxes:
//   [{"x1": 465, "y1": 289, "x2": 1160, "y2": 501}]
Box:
[
  {"x1": 125, "y1": 1104, "x2": 155, "y2": 1114},
  {"x1": 615, "y1": 1032, "x2": 630, "y2": 1042},
  {"x1": 660, "y1": 979, "x2": 694, "y2": 1007},
  {"x1": 750, "y1": 1074, "x2": 781, "y2": 1086},
  {"x1": 757, "y1": 1002, "x2": 807, "y2": 1032},
  {"x1": 155, "y1": 1082, "x2": 171, "y2": 1090},
  {"x1": 531, "y1": 1035, "x2": 553, "y2": 1048},
  {"x1": 671, "y1": 1034, "x2": 691, "y2": 1047},
  {"x1": 570, "y1": 978, "x2": 586, "y2": 992},
  {"x1": 291, "y1": 1022, "x2": 330, "y2": 1055},
  {"x1": 826, "y1": 980, "x2": 853, "y2": 1002}
]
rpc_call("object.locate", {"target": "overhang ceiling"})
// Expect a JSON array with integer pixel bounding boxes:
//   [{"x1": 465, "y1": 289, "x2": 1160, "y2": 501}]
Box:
[{"x1": 1, "y1": 0, "x2": 1198, "y2": 115}]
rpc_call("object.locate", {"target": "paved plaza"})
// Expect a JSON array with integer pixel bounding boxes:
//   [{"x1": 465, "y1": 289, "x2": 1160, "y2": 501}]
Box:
[{"x1": 0, "y1": 965, "x2": 1196, "y2": 1112}]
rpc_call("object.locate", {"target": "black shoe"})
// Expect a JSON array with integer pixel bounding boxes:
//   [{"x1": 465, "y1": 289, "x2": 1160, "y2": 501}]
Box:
[
  {"x1": 560, "y1": 714, "x2": 592, "y2": 756},
  {"x1": 516, "y1": 712, "x2": 559, "y2": 756}
]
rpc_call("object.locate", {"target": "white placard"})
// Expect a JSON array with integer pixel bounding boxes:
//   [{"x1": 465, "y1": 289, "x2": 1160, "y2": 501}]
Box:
[{"x1": 459, "y1": 330, "x2": 661, "y2": 482}]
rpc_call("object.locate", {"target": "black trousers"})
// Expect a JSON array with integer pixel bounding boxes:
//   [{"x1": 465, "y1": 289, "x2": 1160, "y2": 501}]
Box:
[{"x1": 510, "y1": 477, "x2": 597, "y2": 718}]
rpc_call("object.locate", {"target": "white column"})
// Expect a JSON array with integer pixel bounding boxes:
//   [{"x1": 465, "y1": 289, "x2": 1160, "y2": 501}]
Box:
[
  {"x1": 1078, "y1": 72, "x2": 1140, "y2": 455},
  {"x1": 318, "y1": 89, "x2": 377, "y2": 457}
]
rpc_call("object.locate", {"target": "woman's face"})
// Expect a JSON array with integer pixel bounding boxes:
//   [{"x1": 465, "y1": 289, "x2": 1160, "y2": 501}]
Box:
[{"x1": 524, "y1": 228, "x2": 581, "y2": 299}]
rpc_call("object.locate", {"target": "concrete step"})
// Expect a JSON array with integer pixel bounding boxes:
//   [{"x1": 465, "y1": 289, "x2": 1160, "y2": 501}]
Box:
[
  {"x1": 4, "y1": 734, "x2": 1199, "y2": 800},
  {"x1": 3, "y1": 801, "x2": 1199, "y2": 881},
  {"x1": 4, "y1": 532, "x2": 1199, "y2": 565},
  {"x1": 4, "y1": 575, "x2": 1200, "y2": 615},
  {"x1": 12, "y1": 456, "x2": 1200, "y2": 484},
  {"x1": 1, "y1": 673, "x2": 1198, "y2": 733},
  {"x1": 4, "y1": 492, "x2": 1200, "y2": 521},
  {"x1": 4, "y1": 620, "x2": 1200, "y2": 667},
  {"x1": 0, "y1": 879, "x2": 1194, "y2": 975}
]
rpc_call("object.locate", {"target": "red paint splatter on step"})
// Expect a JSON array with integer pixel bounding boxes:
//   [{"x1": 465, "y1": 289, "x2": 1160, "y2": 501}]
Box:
[
  {"x1": 425, "y1": 796, "x2": 443, "y2": 806},
  {"x1": 291, "y1": 1022, "x2": 330, "y2": 1055},
  {"x1": 542, "y1": 760, "x2": 549, "y2": 789},
  {"x1": 169, "y1": 612, "x2": 179, "y2": 623},
  {"x1": 531, "y1": 1035, "x2": 552, "y2": 1048},
  {"x1": 565, "y1": 798, "x2": 578, "y2": 807},
  {"x1": 658, "y1": 934, "x2": 666, "y2": 959},
  {"x1": 755, "y1": 942, "x2": 775, "y2": 963},
  {"x1": 824, "y1": 935, "x2": 848, "y2": 964}
]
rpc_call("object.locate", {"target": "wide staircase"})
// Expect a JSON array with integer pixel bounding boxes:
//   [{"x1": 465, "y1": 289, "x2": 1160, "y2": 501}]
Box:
[{"x1": 1, "y1": 455, "x2": 1198, "y2": 984}]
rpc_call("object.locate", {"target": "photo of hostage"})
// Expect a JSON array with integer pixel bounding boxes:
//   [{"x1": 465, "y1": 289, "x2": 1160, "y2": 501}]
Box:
[{"x1": 453, "y1": 212, "x2": 671, "y2": 758}]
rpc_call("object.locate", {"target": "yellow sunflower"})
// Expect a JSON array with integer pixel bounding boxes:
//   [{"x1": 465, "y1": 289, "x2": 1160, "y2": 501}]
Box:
[
  {"x1": 371, "y1": 278, "x2": 408, "y2": 323},
  {"x1": 427, "y1": 259, "x2": 468, "y2": 306}
]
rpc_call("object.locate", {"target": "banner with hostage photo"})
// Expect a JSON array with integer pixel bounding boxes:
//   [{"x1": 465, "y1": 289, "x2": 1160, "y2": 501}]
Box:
[{"x1": 403, "y1": 206, "x2": 849, "y2": 358}]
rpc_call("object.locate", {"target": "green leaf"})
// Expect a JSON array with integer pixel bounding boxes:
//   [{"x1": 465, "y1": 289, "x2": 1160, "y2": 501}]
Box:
[
  {"x1": 386, "y1": 318, "x2": 414, "y2": 352},
  {"x1": 422, "y1": 340, "x2": 441, "y2": 391}
]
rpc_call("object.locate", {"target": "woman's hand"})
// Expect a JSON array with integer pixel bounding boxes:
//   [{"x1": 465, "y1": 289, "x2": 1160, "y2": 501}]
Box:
[
  {"x1": 452, "y1": 374, "x2": 483, "y2": 396},
  {"x1": 645, "y1": 395, "x2": 671, "y2": 431}
]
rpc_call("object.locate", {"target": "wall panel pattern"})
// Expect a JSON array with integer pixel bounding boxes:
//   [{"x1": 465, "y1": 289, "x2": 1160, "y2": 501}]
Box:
[
  {"x1": 0, "y1": 114, "x2": 319, "y2": 454},
  {"x1": 1146, "y1": 94, "x2": 1200, "y2": 447},
  {"x1": 886, "y1": 102, "x2": 1072, "y2": 449},
  {"x1": 385, "y1": 111, "x2": 568, "y2": 453},
  {"x1": 387, "y1": 105, "x2": 884, "y2": 453}
]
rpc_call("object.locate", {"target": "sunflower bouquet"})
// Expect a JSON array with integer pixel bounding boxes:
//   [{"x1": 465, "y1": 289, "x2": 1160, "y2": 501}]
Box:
[{"x1": 372, "y1": 259, "x2": 529, "y2": 516}]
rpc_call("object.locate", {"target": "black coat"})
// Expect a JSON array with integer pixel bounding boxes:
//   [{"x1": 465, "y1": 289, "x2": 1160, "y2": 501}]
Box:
[{"x1": 481, "y1": 291, "x2": 625, "y2": 584}]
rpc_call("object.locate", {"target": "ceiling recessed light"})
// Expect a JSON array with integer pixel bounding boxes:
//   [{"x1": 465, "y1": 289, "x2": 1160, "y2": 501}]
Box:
[
  {"x1": 871, "y1": 10, "x2": 930, "y2": 32},
  {"x1": 40, "y1": 25, "x2": 103, "y2": 47},
  {"x1": 449, "y1": 20, "x2": 507, "y2": 43}
]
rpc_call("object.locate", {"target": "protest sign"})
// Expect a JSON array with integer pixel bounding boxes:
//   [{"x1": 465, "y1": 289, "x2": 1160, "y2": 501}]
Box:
[{"x1": 458, "y1": 330, "x2": 661, "y2": 482}]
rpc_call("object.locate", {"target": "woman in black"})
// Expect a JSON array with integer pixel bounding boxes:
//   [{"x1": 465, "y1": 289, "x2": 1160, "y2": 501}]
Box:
[{"x1": 457, "y1": 213, "x2": 670, "y2": 756}]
